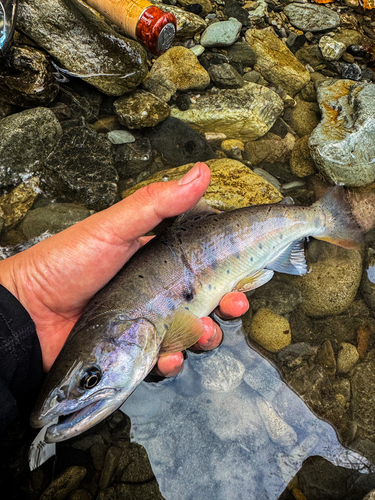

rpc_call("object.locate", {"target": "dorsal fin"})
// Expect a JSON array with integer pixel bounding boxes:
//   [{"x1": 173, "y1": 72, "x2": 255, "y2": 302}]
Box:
[
  {"x1": 159, "y1": 309, "x2": 205, "y2": 355},
  {"x1": 175, "y1": 199, "x2": 221, "y2": 225}
]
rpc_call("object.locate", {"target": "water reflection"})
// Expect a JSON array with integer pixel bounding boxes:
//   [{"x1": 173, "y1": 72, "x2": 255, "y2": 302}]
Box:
[{"x1": 121, "y1": 317, "x2": 373, "y2": 500}]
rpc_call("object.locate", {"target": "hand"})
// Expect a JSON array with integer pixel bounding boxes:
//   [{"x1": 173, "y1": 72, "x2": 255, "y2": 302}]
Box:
[{"x1": 0, "y1": 162, "x2": 248, "y2": 373}]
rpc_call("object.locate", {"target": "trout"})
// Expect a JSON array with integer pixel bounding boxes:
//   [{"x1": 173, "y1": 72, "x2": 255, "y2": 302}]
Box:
[{"x1": 30, "y1": 187, "x2": 362, "y2": 442}]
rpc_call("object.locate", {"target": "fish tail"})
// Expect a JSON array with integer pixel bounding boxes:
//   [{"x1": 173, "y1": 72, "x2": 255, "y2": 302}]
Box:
[{"x1": 313, "y1": 186, "x2": 363, "y2": 249}]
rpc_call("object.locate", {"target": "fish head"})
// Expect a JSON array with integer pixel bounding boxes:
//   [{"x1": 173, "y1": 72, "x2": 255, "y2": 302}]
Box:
[{"x1": 30, "y1": 315, "x2": 158, "y2": 443}]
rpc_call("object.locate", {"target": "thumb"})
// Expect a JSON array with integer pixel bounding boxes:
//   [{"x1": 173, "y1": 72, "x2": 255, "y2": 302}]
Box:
[{"x1": 95, "y1": 162, "x2": 211, "y2": 242}]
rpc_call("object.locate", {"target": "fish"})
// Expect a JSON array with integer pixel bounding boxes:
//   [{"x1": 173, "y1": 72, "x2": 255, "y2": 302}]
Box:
[
  {"x1": 0, "y1": 0, "x2": 18, "y2": 56},
  {"x1": 30, "y1": 186, "x2": 363, "y2": 443}
]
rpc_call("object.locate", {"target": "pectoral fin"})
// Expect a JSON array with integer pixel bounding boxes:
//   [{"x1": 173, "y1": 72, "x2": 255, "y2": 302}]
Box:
[
  {"x1": 159, "y1": 309, "x2": 205, "y2": 355},
  {"x1": 174, "y1": 199, "x2": 221, "y2": 224},
  {"x1": 266, "y1": 239, "x2": 307, "y2": 275},
  {"x1": 234, "y1": 269, "x2": 274, "y2": 293}
]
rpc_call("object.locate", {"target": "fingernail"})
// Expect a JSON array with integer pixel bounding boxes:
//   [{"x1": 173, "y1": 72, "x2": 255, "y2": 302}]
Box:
[{"x1": 177, "y1": 163, "x2": 201, "y2": 186}]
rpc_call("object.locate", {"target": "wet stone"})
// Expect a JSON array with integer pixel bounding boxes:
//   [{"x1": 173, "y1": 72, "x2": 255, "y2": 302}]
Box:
[
  {"x1": 21, "y1": 203, "x2": 91, "y2": 239},
  {"x1": 0, "y1": 107, "x2": 62, "y2": 189},
  {"x1": 68, "y1": 490, "x2": 92, "y2": 500},
  {"x1": 157, "y1": 3, "x2": 207, "y2": 40},
  {"x1": 90, "y1": 443, "x2": 109, "y2": 471},
  {"x1": 119, "y1": 443, "x2": 155, "y2": 483},
  {"x1": 225, "y1": 41, "x2": 257, "y2": 67},
  {"x1": 40, "y1": 466, "x2": 87, "y2": 500},
  {"x1": 200, "y1": 18, "x2": 242, "y2": 48},
  {"x1": 113, "y1": 138, "x2": 153, "y2": 180},
  {"x1": 107, "y1": 130, "x2": 135, "y2": 145},
  {"x1": 247, "y1": 307, "x2": 292, "y2": 353},
  {"x1": 250, "y1": 280, "x2": 302, "y2": 315},
  {"x1": 277, "y1": 343, "x2": 318, "y2": 369},
  {"x1": 17, "y1": 0, "x2": 148, "y2": 96},
  {"x1": 192, "y1": 348, "x2": 245, "y2": 391},
  {"x1": 290, "y1": 135, "x2": 317, "y2": 178},
  {"x1": 0, "y1": 178, "x2": 40, "y2": 228},
  {"x1": 142, "y1": 117, "x2": 215, "y2": 168},
  {"x1": 283, "y1": 3, "x2": 340, "y2": 32},
  {"x1": 0, "y1": 45, "x2": 59, "y2": 107},
  {"x1": 208, "y1": 63, "x2": 245, "y2": 89},
  {"x1": 314, "y1": 339, "x2": 336, "y2": 375},
  {"x1": 44, "y1": 126, "x2": 118, "y2": 211},
  {"x1": 113, "y1": 91, "x2": 170, "y2": 129},
  {"x1": 337, "y1": 342, "x2": 360, "y2": 374},
  {"x1": 99, "y1": 446, "x2": 122, "y2": 490},
  {"x1": 58, "y1": 84, "x2": 102, "y2": 123},
  {"x1": 115, "y1": 481, "x2": 163, "y2": 500}
]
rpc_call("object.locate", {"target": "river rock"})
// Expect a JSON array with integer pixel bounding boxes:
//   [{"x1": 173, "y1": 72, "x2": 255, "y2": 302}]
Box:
[
  {"x1": 178, "y1": 0, "x2": 213, "y2": 13},
  {"x1": 57, "y1": 84, "x2": 102, "y2": 123},
  {"x1": 314, "y1": 339, "x2": 336, "y2": 375},
  {"x1": 287, "y1": 96, "x2": 320, "y2": 137},
  {"x1": 144, "y1": 46, "x2": 210, "y2": 92},
  {"x1": 247, "y1": 307, "x2": 292, "y2": 353},
  {"x1": 290, "y1": 135, "x2": 317, "y2": 178},
  {"x1": 17, "y1": 0, "x2": 148, "y2": 96},
  {"x1": 290, "y1": 240, "x2": 363, "y2": 318},
  {"x1": 295, "y1": 44, "x2": 325, "y2": 69},
  {"x1": 244, "y1": 133, "x2": 295, "y2": 167},
  {"x1": 250, "y1": 280, "x2": 302, "y2": 315},
  {"x1": 122, "y1": 158, "x2": 283, "y2": 210},
  {"x1": 44, "y1": 126, "x2": 118, "y2": 211},
  {"x1": 208, "y1": 63, "x2": 245, "y2": 89},
  {"x1": 352, "y1": 349, "x2": 375, "y2": 440},
  {"x1": 245, "y1": 29, "x2": 310, "y2": 96},
  {"x1": 113, "y1": 91, "x2": 170, "y2": 129},
  {"x1": 337, "y1": 342, "x2": 360, "y2": 373},
  {"x1": 0, "y1": 107, "x2": 62, "y2": 188},
  {"x1": 0, "y1": 45, "x2": 59, "y2": 107},
  {"x1": 155, "y1": 4, "x2": 207, "y2": 39},
  {"x1": 20, "y1": 203, "x2": 91, "y2": 239},
  {"x1": 319, "y1": 35, "x2": 346, "y2": 62},
  {"x1": 99, "y1": 447, "x2": 122, "y2": 490},
  {"x1": 142, "y1": 117, "x2": 215, "y2": 168},
  {"x1": 171, "y1": 83, "x2": 284, "y2": 140},
  {"x1": 225, "y1": 41, "x2": 257, "y2": 67},
  {"x1": 0, "y1": 178, "x2": 40, "y2": 228},
  {"x1": 309, "y1": 80, "x2": 375, "y2": 187},
  {"x1": 113, "y1": 137, "x2": 153, "y2": 180},
  {"x1": 200, "y1": 18, "x2": 242, "y2": 48},
  {"x1": 284, "y1": 3, "x2": 340, "y2": 33},
  {"x1": 40, "y1": 466, "x2": 87, "y2": 500},
  {"x1": 107, "y1": 130, "x2": 135, "y2": 145}
]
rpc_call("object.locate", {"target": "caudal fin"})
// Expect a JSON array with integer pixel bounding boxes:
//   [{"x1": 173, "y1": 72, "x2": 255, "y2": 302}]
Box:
[{"x1": 313, "y1": 186, "x2": 363, "y2": 249}]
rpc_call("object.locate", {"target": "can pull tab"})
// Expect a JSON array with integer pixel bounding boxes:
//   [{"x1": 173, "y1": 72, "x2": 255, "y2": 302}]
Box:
[{"x1": 0, "y1": 0, "x2": 18, "y2": 56}]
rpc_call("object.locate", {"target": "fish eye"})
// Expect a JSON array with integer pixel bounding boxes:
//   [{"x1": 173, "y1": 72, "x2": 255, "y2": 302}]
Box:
[{"x1": 80, "y1": 366, "x2": 102, "y2": 390}]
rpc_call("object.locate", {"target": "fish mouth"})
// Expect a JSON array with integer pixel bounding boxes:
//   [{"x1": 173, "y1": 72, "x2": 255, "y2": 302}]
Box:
[{"x1": 42, "y1": 397, "x2": 120, "y2": 443}]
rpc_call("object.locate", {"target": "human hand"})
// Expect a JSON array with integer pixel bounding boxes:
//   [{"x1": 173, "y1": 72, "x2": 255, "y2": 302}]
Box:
[{"x1": 0, "y1": 162, "x2": 248, "y2": 374}]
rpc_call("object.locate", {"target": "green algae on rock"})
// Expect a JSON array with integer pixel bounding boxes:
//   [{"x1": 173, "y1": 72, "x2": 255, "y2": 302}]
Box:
[
  {"x1": 17, "y1": 0, "x2": 148, "y2": 96},
  {"x1": 245, "y1": 28, "x2": 310, "y2": 97},
  {"x1": 122, "y1": 158, "x2": 282, "y2": 210},
  {"x1": 171, "y1": 83, "x2": 284, "y2": 141}
]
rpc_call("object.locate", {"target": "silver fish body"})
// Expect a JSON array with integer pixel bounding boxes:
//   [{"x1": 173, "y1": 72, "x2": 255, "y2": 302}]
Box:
[{"x1": 30, "y1": 187, "x2": 362, "y2": 442}]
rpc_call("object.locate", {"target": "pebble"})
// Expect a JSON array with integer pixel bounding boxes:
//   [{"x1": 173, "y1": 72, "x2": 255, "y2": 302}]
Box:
[
  {"x1": 200, "y1": 18, "x2": 242, "y2": 47},
  {"x1": 208, "y1": 62, "x2": 245, "y2": 88},
  {"x1": 290, "y1": 240, "x2": 363, "y2": 318},
  {"x1": 0, "y1": 178, "x2": 40, "y2": 228},
  {"x1": 107, "y1": 130, "x2": 135, "y2": 145},
  {"x1": 40, "y1": 466, "x2": 87, "y2": 500},
  {"x1": 113, "y1": 90, "x2": 170, "y2": 129},
  {"x1": 21, "y1": 203, "x2": 91, "y2": 239},
  {"x1": 145, "y1": 46, "x2": 210, "y2": 92},
  {"x1": 248, "y1": 307, "x2": 292, "y2": 353},
  {"x1": 284, "y1": 3, "x2": 340, "y2": 32},
  {"x1": 337, "y1": 342, "x2": 360, "y2": 373},
  {"x1": 315, "y1": 339, "x2": 336, "y2": 375},
  {"x1": 318, "y1": 35, "x2": 346, "y2": 61},
  {"x1": 171, "y1": 83, "x2": 284, "y2": 141},
  {"x1": 290, "y1": 135, "x2": 317, "y2": 178},
  {"x1": 244, "y1": 132, "x2": 295, "y2": 167},
  {"x1": 245, "y1": 28, "x2": 311, "y2": 96}
]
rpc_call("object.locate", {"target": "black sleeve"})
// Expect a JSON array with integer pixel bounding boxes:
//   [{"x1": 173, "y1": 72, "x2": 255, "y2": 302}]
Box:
[{"x1": 0, "y1": 285, "x2": 43, "y2": 435}]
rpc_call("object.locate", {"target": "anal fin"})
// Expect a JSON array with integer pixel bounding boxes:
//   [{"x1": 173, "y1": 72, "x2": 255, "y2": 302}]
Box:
[
  {"x1": 234, "y1": 269, "x2": 274, "y2": 293},
  {"x1": 160, "y1": 309, "x2": 205, "y2": 355},
  {"x1": 267, "y1": 239, "x2": 307, "y2": 275}
]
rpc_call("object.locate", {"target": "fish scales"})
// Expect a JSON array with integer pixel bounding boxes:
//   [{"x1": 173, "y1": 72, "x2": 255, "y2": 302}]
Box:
[{"x1": 30, "y1": 187, "x2": 363, "y2": 442}]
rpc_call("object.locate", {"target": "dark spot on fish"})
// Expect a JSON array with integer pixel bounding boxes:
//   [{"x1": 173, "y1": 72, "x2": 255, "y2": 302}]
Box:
[
  {"x1": 185, "y1": 306, "x2": 190, "y2": 310},
  {"x1": 227, "y1": 270, "x2": 230, "y2": 274},
  {"x1": 280, "y1": 234, "x2": 283, "y2": 239},
  {"x1": 182, "y1": 289, "x2": 194, "y2": 302},
  {"x1": 209, "y1": 284, "x2": 212, "y2": 290},
  {"x1": 164, "y1": 260, "x2": 168, "y2": 264},
  {"x1": 250, "y1": 257, "x2": 253, "y2": 262},
  {"x1": 213, "y1": 218, "x2": 218, "y2": 222},
  {"x1": 139, "y1": 275, "x2": 144, "y2": 279},
  {"x1": 259, "y1": 244, "x2": 263, "y2": 249},
  {"x1": 164, "y1": 324, "x2": 169, "y2": 330},
  {"x1": 180, "y1": 227, "x2": 187, "y2": 231}
]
